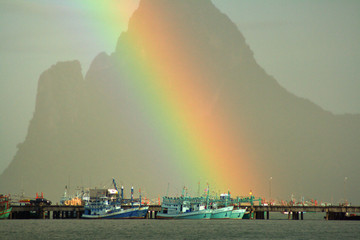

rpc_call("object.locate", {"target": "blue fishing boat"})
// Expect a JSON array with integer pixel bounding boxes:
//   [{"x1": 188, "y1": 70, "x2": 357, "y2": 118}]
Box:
[
  {"x1": 82, "y1": 197, "x2": 148, "y2": 219},
  {"x1": 82, "y1": 179, "x2": 148, "y2": 219}
]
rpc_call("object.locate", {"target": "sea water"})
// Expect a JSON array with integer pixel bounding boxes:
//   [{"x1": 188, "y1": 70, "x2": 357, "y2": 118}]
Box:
[{"x1": 1, "y1": 215, "x2": 359, "y2": 239}]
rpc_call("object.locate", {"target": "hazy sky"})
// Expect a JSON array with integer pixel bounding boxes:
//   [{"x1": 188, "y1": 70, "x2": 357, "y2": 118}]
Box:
[{"x1": 1, "y1": 0, "x2": 359, "y2": 174}]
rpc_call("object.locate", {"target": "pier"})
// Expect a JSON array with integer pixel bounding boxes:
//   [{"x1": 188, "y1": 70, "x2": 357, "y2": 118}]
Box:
[
  {"x1": 8, "y1": 205, "x2": 360, "y2": 220},
  {"x1": 247, "y1": 205, "x2": 360, "y2": 220},
  {"x1": 9, "y1": 205, "x2": 162, "y2": 219},
  {"x1": 10, "y1": 205, "x2": 84, "y2": 219}
]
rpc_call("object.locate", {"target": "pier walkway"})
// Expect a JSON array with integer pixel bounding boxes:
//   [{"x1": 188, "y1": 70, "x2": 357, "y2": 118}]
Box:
[
  {"x1": 9, "y1": 205, "x2": 360, "y2": 220},
  {"x1": 248, "y1": 205, "x2": 360, "y2": 220}
]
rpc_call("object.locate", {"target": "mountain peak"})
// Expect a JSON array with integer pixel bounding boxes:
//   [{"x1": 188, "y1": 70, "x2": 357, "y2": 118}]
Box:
[
  {"x1": 138, "y1": 0, "x2": 212, "y2": 9},
  {"x1": 119, "y1": 0, "x2": 252, "y2": 54}
]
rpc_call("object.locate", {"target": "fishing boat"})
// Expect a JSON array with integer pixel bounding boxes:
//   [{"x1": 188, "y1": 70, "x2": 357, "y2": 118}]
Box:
[
  {"x1": 210, "y1": 205, "x2": 234, "y2": 219},
  {"x1": 230, "y1": 208, "x2": 246, "y2": 219},
  {"x1": 82, "y1": 197, "x2": 148, "y2": 219},
  {"x1": 82, "y1": 179, "x2": 148, "y2": 219},
  {"x1": 242, "y1": 211, "x2": 253, "y2": 219},
  {"x1": 157, "y1": 196, "x2": 212, "y2": 219},
  {"x1": 60, "y1": 186, "x2": 84, "y2": 206},
  {"x1": 209, "y1": 192, "x2": 234, "y2": 219},
  {"x1": 0, "y1": 195, "x2": 12, "y2": 219}
]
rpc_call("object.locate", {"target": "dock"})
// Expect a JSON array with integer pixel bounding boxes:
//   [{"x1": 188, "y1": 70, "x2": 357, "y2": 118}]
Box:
[
  {"x1": 248, "y1": 205, "x2": 360, "y2": 220},
  {"x1": 8, "y1": 205, "x2": 360, "y2": 220},
  {"x1": 9, "y1": 205, "x2": 161, "y2": 219}
]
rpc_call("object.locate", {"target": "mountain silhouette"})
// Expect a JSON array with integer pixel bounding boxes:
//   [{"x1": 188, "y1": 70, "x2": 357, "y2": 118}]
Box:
[{"x1": 1, "y1": 0, "x2": 359, "y2": 203}]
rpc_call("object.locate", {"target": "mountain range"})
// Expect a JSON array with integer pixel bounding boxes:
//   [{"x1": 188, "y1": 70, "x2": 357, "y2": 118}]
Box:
[{"x1": 1, "y1": 0, "x2": 359, "y2": 203}]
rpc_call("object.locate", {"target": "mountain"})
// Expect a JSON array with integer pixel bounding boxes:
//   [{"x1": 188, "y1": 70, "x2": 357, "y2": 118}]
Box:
[{"x1": 1, "y1": 0, "x2": 359, "y2": 203}]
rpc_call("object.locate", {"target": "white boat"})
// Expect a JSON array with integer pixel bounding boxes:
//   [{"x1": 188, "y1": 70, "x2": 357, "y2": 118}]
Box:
[
  {"x1": 82, "y1": 179, "x2": 149, "y2": 219},
  {"x1": 157, "y1": 197, "x2": 212, "y2": 219},
  {"x1": 230, "y1": 208, "x2": 246, "y2": 219},
  {"x1": 82, "y1": 196, "x2": 148, "y2": 219},
  {"x1": 210, "y1": 206, "x2": 234, "y2": 219}
]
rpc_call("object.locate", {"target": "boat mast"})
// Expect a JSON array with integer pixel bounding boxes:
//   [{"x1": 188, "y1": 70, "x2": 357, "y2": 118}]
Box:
[
  {"x1": 131, "y1": 187, "x2": 134, "y2": 207},
  {"x1": 112, "y1": 178, "x2": 121, "y2": 202},
  {"x1": 139, "y1": 188, "x2": 142, "y2": 207},
  {"x1": 121, "y1": 186, "x2": 124, "y2": 202},
  {"x1": 206, "y1": 184, "x2": 210, "y2": 209}
]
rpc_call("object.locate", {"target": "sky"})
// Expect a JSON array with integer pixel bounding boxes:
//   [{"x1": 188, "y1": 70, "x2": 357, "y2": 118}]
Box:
[{"x1": 1, "y1": 0, "x2": 359, "y2": 176}]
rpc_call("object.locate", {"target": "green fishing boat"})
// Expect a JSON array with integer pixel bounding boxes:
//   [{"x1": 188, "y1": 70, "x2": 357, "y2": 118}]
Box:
[
  {"x1": 157, "y1": 187, "x2": 213, "y2": 219},
  {"x1": 210, "y1": 206, "x2": 234, "y2": 219},
  {"x1": 0, "y1": 195, "x2": 12, "y2": 219},
  {"x1": 230, "y1": 208, "x2": 246, "y2": 219},
  {"x1": 157, "y1": 197, "x2": 212, "y2": 219}
]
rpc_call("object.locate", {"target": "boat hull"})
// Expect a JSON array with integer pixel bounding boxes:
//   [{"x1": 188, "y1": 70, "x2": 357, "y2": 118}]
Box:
[
  {"x1": 230, "y1": 208, "x2": 246, "y2": 219},
  {"x1": 0, "y1": 207, "x2": 12, "y2": 219},
  {"x1": 211, "y1": 206, "x2": 234, "y2": 219},
  {"x1": 242, "y1": 211, "x2": 252, "y2": 219},
  {"x1": 157, "y1": 209, "x2": 212, "y2": 219},
  {"x1": 82, "y1": 206, "x2": 149, "y2": 219},
  {"x1": 131, "y1": 206, "x2": 149, "y2": 219}
]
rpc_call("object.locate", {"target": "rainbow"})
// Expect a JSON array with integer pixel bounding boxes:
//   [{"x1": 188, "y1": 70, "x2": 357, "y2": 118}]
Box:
[{"x1": 77, "y1": 1, "x2": 258, "y2": 196}]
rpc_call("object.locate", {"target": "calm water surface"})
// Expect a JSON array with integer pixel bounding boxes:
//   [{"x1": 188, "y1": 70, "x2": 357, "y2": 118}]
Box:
[{"x1": 1, "y1": 216, "x2": 359, "y2": 239}]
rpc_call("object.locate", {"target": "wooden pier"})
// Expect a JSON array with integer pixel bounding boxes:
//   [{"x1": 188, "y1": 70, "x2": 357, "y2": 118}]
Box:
[{"x1": 8, "y1": 205, "x2": 360, "y2": 220}]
